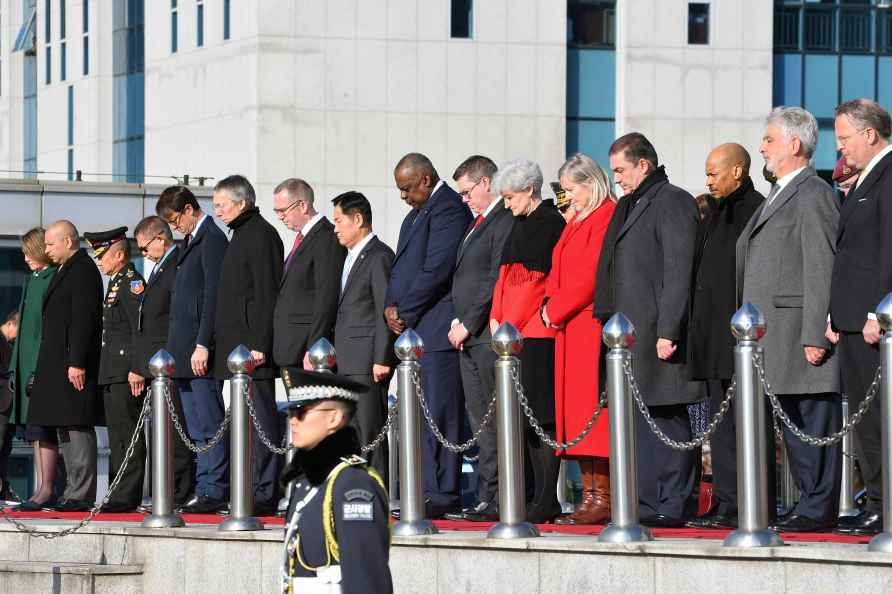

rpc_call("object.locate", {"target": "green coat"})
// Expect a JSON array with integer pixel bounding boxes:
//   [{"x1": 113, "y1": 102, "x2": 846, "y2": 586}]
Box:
[{"x1": 9, "y1": 266, "x2": 56, "y2": 424}]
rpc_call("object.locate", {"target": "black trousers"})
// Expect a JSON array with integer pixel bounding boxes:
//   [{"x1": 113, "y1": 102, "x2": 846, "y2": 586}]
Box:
[
  {"x1": 103, "y1": 382, "x2": 147, "y2": 506},
  {"x1": 839, "y1": 331, "x2": 883, "y2": 513},
  {"x1": 420, "y1": 350, "x2": 464, "y2": 508},
  {"x1": 637, "y1": 403, "x2": 698, "y2": 520},
  {"x1": 459, "y1": 342, "x2": 498, "y2": 505},
  {"x1": 161, "y1": 384, "x2": 196, "y2": 504},
  {"x1": 775, "y1": 393, "x2": 842, "y2": 522},
  {"x1": 251, "y1": 379, "x2": 283, "y2": 508},
  {"x1": 345, "y1": 373, "x2": 389, "y2": 484}
]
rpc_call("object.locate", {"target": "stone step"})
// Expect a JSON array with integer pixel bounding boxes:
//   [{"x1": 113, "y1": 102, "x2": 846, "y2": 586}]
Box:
[{"x1": 0, "y1": 560, "x2": 143, "y2": 594}]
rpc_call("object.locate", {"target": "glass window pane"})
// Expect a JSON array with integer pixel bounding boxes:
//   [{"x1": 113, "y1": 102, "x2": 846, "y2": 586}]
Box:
[
  {"x1": 45, "y1": 0, "x2": 51, "y2": 43},
  {"x1": 67, "y1": 149, "x2": 74, "y2": 181},
  {"x1": 60, "y1": 41, "x2": 66, "y2": 81},
  {"x1": 840, "y1": 8, "x2": 871, "y2": 53},
  {"x1": 197, "y1": 3, "x2": 204, "y2": 47},
  {"x1": 804, "y1": 6, "x2": 835, "y2": 51},
  {"x1": 567, "y1": 0, "x2": 615, "y2": 48},
  {"x1": 877, "y1": 56, "x2": 892, "y2": 107},
  {"x1": 67, "y1": 85, "x2": 74, "y2": 145},
  {"x1": 773, "y1": 53, "x2": 802, "y2": 107},
  {"x1": 224, "y1": 0, "x2": 230, "y2": 40},
  {"x1": 83, "y1": 0, "x2": 88, "y2": 33},
  {"x1": 45, "y1": 45, "x2": 51, "y2": 84},
  {"x1": 841, "y1": 55, "x2": 875, "y2": 102},
  {"x1": 83, "y1": 35, "x2": 89, "y2": 75},
  {"x1": 567, "y1": 49, "x2": 615, "y2": 119},
  {"x1": 688, "y1": 2, "x2": 709, "y2": 45},
  {"x1": 814, "y1": 124, "x2": 837, "y2": 173},
  {"x1": 171, "y1": 11, "x2": 178, "y2": 53},
  {"x1": 60, "y1": 0, "x2": 66, "y2": 39},
  {"x1": 804, "y1": 54, "x2": 838, "y2": 118},
  {"x1": 566, "y1": 119, "x2": 616, "y2": 173},
  {"x1": 450, "y1": 0, "x2": 472, "y2": 39},
  {"x1": 774, "y1": 6, "x2": 800, "y2": 50}
]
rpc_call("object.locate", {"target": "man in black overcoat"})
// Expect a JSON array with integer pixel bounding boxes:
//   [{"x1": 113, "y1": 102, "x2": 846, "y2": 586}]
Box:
[
  {"x1": 213, "y1": 175, "x2": 285, "y2": 515},
  {"x1": 830, "y1": 99, "x2": 892, "y2": 536},
  {"x1": 685, "y1": 144, "x2": 765, "y2": 529},
  {"x1": 29, "y1": 220, "x2": 103, "y2": 512},
  {"x1": 132, "y1": 216, "x2": 195, "y2": 507},
  {"x1": 595, "y1": 133, "x2": 700, "y2": 526}
]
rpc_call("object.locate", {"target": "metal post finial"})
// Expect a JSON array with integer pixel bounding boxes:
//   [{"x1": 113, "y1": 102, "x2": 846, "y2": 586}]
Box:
[
  {"x1": 876, "y1": 292, "x2": 892, "y2": 333},
  {"x1": 395, "y1": 329, "x2": 424, "y2": 361},
  {"x1": 602, "y1": 313, "x2": 635, "y2": 349},
  {"x1": 148, "y1": 349, "x2": 176, "y2": 378},
  {"x1": 227, "y1": 344, "x2": 255, "y2": 374},
  {"x1": 730, "y1": 302, "x2": 767, "y2": 341},
  {"x1": 308, "y1": 338, "x2": 337, "y2": 372},
  {"x1": 491, "y1": 322, "x2": 523, "y2": 357}
]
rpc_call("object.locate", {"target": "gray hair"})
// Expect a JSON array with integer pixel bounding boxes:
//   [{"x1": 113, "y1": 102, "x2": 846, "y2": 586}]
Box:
[
  {"x1": 492, "y1": 159, "x2": 544, "y2": 197},
  {"x1": 214, "y1": 174, "x2": 256, "y2": 207},
  {"x1": 274, "y1": 178, "x2": 315, "y2": 207},
  {"x1": 836, "y1": 98, "x2": 892, "y2": 140},
  {"x1": 766, "y1": 106, "x2": 819, "y2": 159}
]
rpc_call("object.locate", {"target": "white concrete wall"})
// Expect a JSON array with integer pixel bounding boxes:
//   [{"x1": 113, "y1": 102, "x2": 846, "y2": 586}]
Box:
[
  {"x1": 615, "y1": 0, "x2": 774, "y2": 197},
  {"x1": 145, "y1": 0, "x2": 567, "y2": 249},
  {"x1": 1, "y1": 0, "x2": 25, "y2": 174}
]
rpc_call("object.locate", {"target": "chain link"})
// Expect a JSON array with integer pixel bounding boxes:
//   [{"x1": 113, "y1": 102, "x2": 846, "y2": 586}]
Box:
[
  {"x1": 163, "y1": 383, "x2": 231, "y2": 454},
  {"x1": 241, "y1": 381, "x2": 290, "y2": 455},
  {"x1": 624, "y1": 358, "x2": 736, "y2": 451},
  {"x1": 511, "y1": 366, "x2": 607, "y2": 451},
  {"x1": 754, "y1": 352, "x2": 880, "y2": 447},
  {"x1": 361, "y1": 403, "x2": 397, "y2": 455},
  {"x1": 0, "y1": 394, "x2": 151, "y2": 538},
  {"x1": 412, "y1": 369, "x2": 495, "y2": 453}
]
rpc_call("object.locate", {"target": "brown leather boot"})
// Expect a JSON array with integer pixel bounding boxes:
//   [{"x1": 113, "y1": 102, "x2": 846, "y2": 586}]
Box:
[{"x1": 555, "y1": 457, "x2": 610, "y2": 525}]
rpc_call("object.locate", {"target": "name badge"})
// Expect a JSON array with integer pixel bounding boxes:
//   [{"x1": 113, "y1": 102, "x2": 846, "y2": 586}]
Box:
[{"x1": 342, "y1": 502, "x2": 374, "y2": 522}]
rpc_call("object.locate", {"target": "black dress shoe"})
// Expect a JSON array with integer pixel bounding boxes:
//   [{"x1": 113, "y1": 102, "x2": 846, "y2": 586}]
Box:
[
  {"x1": 181, "y1": 495, "x2": 228, "y2": 514},
  {"x1": 685, "y1": 508, "x2": 738, "y2": 529},
  {"x1": 425, "y1": 500, "x2": 461, "y2": 520},
  {"x1": 443, "y1": 500, "x2": 485, "y2": 521},
  {"x1": 254, "y1": 503, "x2": 278, "y2": 517},
  {"x1": 17, "y1": 499, "x2": 53, "y2": 512},
  {"x1": 465, "y1": 503, "x2": 500, "y2": 522},
  {"x1": 99, "y1": 501, "x2": 139, "y2": 514},
  {"x1": 834, "y1": 511, "x2": 882, "y2": 536},
  {"x1": 642, "y1": 514, "x2": 684, "y2": 528},
  {"x1": 50, "y1": 498, "x2": 93, "y2": 512},
  {"x1": 771, "y1": 513, "x2": 827, "y2": 533}
]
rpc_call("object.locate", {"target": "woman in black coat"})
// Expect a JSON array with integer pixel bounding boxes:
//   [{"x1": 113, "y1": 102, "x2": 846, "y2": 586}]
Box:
[{"x1": 212, "y1": 175, "x2": 285, "y2": 512}]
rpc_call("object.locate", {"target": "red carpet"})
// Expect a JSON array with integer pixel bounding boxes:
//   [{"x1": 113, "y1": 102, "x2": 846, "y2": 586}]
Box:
[{"x1": 1, "y1": 510, "x2": 871, "y2": 544}]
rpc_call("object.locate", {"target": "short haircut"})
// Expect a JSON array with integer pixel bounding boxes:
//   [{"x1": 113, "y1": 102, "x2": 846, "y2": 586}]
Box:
[
  {"x1": 332, "y1": 191, "x2": 373, "y2": 229},
  {"x1": 395, "y1": 152, "x2": 438, "y2": 180},
  {"x1": 766, "y1": 106, "x2": 819, "y2": 158},
  {"x1": 134, "y1": 216, "x2": 174, "y2": 242},
  {"x1": 836, "y1": 98, "x2": 892, "y2": 141},
  {"x1": 156, "y1": 185, "x2": 200, "y2": 217},
  {"x1": 609, "y1": 132, "x2": 659, "y2": 170},
  {"x1": 274, "y1": 178, "x2": 315, "y2": 207},
  {"x1": 492, "y1": 159, "x2": 544, "y2": 197},
  {"x1": 453, "y1": 155, "x2": 497, "y2": 182},
  {"x1": 215, "y1": 174, "x2": 256, "y2": 207},
  {"x1": 21, "y1": 227, "x2": 51, "y2": 267},
  {"x1": 4, "y1": 310, "x2": 20, "y2": 326}
]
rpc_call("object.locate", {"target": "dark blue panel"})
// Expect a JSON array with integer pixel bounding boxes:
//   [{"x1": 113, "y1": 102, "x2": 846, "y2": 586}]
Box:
[
  {"x1": 60, "y1": 41, "x2": 66, "y2": 81},
  {"x1": 878, "y1": 57, "x2": 892, "y2": 108},
  {"x1": 815, "y1": 124, "x2": 837, "y2": 172},
  {"x1": 45, "y1": 45, "x2": 51, "y2": 84},
  {"x1": 59, "y1": 0, "x2": 65, "y2": 39},
  {"x1": 804, "y1": 54, "x2": 838, "y2": 118},
  {"x1": 223, "y1": 0, "x2": 230, "y2": 40},
  {"x1": 567, "y1": 49, "x2": 615, "y2": 119},
  {"x1": 83, "y1": 0, "x2": 88, "y2": 33},
  {"x1": 127, "y1": 73, "x2": 144, "y2": 137},
  {"x1": 126, "y1": 140, "x2": 144, "y2": 183},
  {"x1": 67, "y1": 85, "x2": 73, "y2": 145},
  {"x1": 841, "y1": 55, "x2": 875, "y2": 102},
  {"x1": 773, "y1": 53, "x2": 802, "y2": 107},
  {"x1": 83, "y1": 35, "x2": 89, "y2": 75},
  {"x1": 566, "y1": 119, "x2": 615, "y2": 172},
  {"x1": 197, "y1": 3, "x2": 204, "y2": 47},
  {"x1": 171, "y1": 11, "x2": 178, "y2": 53},
  {"x1": 67, "y1": 149, "x2": 74, "y2": 180}
]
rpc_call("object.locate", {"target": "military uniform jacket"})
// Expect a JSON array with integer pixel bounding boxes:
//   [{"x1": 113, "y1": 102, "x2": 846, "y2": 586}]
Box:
[
  {"x1": 282, "y1": 427, "x2": 392, "y2": 594},
  {"x1": 99, "y1": 263, "x2": 144, "y2": 385}
]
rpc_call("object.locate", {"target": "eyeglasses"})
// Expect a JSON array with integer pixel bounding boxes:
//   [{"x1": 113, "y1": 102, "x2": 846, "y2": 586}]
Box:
[
  {"x1": 167, "y1": 210, "x2": 185, "y2": 228},
  {"x1": 294, "y1": 407, "x2": 337, "y2": 421},
  {"x1": 459, "y1": 179, "x2": 483, "y2": 199},
  {"x1": 137, "y1": 234, "x2": 163, "y2": 254},
  {"x1": 273, "y1": 199, "x2": 301, "y2": 216},
  {"x1": 837, "y1": 128, "x2": 870, "y2": 147}
]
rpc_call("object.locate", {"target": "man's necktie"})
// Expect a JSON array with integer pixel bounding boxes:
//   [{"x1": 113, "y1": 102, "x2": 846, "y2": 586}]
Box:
[
  {"x1": 284, "y1": 232, "x2": 304, "y2": 272},
  {"x1": 473, "y1": 214, "x2": 484, "y2": 228},
  {"x1": 183, "y1": 233, "x2": 192, "y2": 246},
  {"x1": 341, "y1": 252, "x2": 354, "y2": 292},
  {"x1": 148, "y1": 263, "x2": 158, "y2": 284},
  {"x1": 765, "y1": 183, "x2": 779, "y2": 206}
]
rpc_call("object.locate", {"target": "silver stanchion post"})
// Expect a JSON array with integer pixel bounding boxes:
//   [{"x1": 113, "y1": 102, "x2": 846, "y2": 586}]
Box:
[
  {"x1": 724, "y1": 303, "x2": 782, "y2": 547},
  {"x1": 599, "y1": 313, "x2": 651, "y2": 543},
  {"x1": 392, "y1": 329, "x2": 437, "y2": 536},
  {"x1": 488, "y1": 322, "x2": 539, "y2": 539},
  {"x1": 219, "y1": 344, "x2": 262, "y2": 531},
  {"x1": 868, "y1": 293, "x2": 892, "y2": 552},
  {"x1": 838, "y1": 396, "x2": 859, "y2": 518},
  {"x1": 141, "y1": 411, "x2": 153, "y2": 511},
  {"x1": 388, "y1": 393, "x2": 400, "y2": 511},
  {"x1": 142, "y1": 349, "x2": 185, "y2": 528},
  {"x1": 308, "y1": 338, "x2": 337, "y2": 372}
]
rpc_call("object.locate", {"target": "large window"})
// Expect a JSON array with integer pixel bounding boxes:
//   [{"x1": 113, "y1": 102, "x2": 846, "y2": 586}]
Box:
[
  {"x1": 567, "y1": 0, "x2": 615, "y2": 48},
  {"x1": 196, "y1": 0, "x2": 204, "y2": 47},
  {"x1": 113, "y1": 0, "x2": 144, "y2": 183},
  {"x1": 450, "y1": 0, "x2": 472, "y2": 39},
  {"x1": 688, "y1": 3, "x2": 709, "y2": 45}
]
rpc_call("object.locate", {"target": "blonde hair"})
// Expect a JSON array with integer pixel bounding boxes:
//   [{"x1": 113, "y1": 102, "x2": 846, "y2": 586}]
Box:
[
  {"x1": 557, "y1": 153, "x2": 614, "y2": 221},
  {"x1": 21, "y1": 227, "x2": 51, "y2": 267}
]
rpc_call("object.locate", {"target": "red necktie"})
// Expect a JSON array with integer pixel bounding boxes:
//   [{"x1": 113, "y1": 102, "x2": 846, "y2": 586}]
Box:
[
  {"x1": 284, "y1": 232, "x2": 304, "y2": 271},
  {"x1": 473, "y1": 215, "x2": 484, "y2": 229}
]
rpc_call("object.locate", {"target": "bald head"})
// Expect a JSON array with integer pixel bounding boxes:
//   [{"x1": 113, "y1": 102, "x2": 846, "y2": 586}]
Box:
[
  {"x1": 45, "y1": 220, "x2": 80, "y2": 265},
  {"x1": 705, "y1": 143, "x2": 752, "y2": 198},
  {"x1": 394, "y1": 153, "x2": 440, "y2": 209}
]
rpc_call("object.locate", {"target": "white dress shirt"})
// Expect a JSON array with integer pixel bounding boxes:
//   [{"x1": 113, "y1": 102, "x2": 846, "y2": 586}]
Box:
[
  {"x1": 855, "y1": 144, "x2": 892, "y2": 190},
  {"x1": 300, "y1": 212, "x2": 324, "y2": 237},
  {"x1": 341, "y1": 232, "x2": 376, "y2": 292}
]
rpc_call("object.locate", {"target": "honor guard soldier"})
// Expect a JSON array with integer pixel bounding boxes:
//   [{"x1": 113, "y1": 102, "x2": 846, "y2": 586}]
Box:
[
  {"x1": 85, "y1": 227, "x2": 148, "y2": 513},
  {"x1": 280, "y1": 367, "x2": 392, "y2": 594}
]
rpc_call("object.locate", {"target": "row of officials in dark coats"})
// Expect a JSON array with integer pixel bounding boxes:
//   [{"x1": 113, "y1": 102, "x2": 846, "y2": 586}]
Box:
[{"x1": 0, "y1": 98, "x2": 890, "y2": 542}]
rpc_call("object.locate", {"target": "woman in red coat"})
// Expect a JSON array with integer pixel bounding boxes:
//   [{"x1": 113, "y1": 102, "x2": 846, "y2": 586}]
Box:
[{"x1": 542, "y1": 153, "x2": 616, "y2": 525}]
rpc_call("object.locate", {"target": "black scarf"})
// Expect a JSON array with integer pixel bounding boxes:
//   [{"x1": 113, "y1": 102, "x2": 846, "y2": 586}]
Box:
[
  {"x1": 593, "y1": 166, "x2": 669, "y2": 323},
  {"x1": 500, "y1": 200, "x2": 565, "y2": 274},
  {"x1": 227, "y1": 206, "x2": 260, "y2": 230},
  {"x1": 279, "y1": 425, "x2": 361, "y2": 488}
]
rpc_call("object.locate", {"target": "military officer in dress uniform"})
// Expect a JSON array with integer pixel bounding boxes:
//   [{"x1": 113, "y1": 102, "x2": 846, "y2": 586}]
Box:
[
  {"x1": 85, "y1": 227, "x2": 148, "y2": 513},
  {"x1": 280, "y1": 367, "x2": 392, "y2": 594}
]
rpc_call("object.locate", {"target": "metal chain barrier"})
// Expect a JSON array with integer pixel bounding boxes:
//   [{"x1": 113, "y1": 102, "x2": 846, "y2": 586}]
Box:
[
  {"x1": 361, "y1": 402, "x2": 397, "y2": 455},
  {"x1": 623, "y1": 358, "x2": 736, "y2": 451},
  {"x1": 754, "y1": 352, "x2": 881, "y2": 447},
  {"x1": 241, "y1": 382, "x2": 290, "y2": 455},
  {"x1": 0, "y1": 394, "x2": 151, "y2": 538},
  {"x1": 412, "y1": 369, "x2": 495, "y2": 453},
  {"x1": 163, "y1": 383, "x2": 231, "y2": 454},
  {"x1": 512, "y1": 366, "x2": 607, "y2": 451}
]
